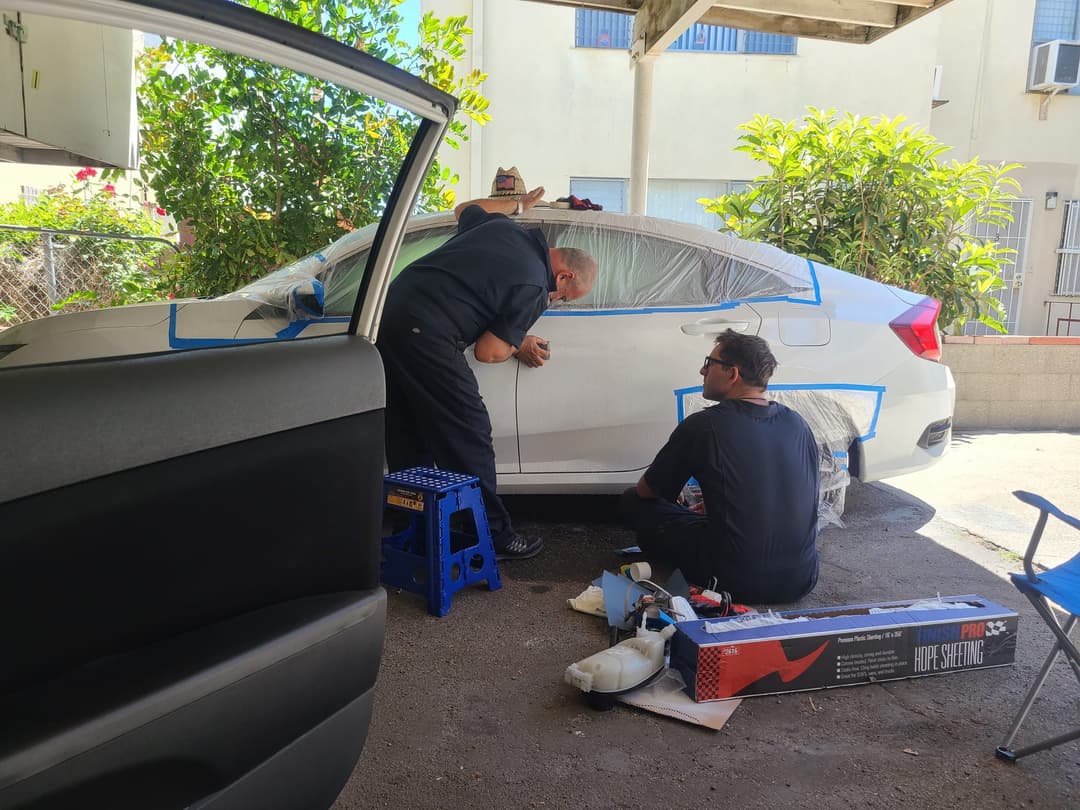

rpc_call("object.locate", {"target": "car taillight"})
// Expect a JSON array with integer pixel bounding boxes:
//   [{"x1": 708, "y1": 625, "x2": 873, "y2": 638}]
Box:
[{"x1": 889, "y1": 297, "x2": 942, "y2": 361}]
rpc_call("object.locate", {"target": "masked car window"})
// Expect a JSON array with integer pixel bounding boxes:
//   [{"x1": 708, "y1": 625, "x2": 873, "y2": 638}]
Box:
[
  {"x1": 538, "y1": 219, "x2": 801, "y2": 310},
  {"x1": 317, "y1": 223, "x2": 457, "y2": 317}
]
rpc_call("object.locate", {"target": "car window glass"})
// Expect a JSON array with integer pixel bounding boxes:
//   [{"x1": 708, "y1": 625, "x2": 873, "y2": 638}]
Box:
[
  {"x1": 537, "y1": 219, "x2": 799, "y2": 309},
  {"x1": 317, "y1": 222, "x2": 457, "y2": 317},
  {"x1": 0, "y1": 14, "x2": 424, "y2": 367}
]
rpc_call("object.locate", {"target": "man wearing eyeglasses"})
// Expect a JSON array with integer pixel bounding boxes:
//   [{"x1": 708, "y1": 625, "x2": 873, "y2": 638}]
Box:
[
  {"x1": 620, "y1": 329, "x2": 820, "y2": 604},
  {"x1": 378, "y1": 184, "x2": 598, "y2": 561}
]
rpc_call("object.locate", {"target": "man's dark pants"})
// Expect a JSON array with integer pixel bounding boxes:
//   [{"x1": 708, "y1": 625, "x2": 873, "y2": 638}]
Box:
[
  {"x1": 619, "y1": 488, "x2": 715, "y2": 582},
  {"x1": 377, "y1": 324, "x2": 515, "y2": 547},
  {"x1": 619, "y1": 488, "x2": 818, "y2": 604}
]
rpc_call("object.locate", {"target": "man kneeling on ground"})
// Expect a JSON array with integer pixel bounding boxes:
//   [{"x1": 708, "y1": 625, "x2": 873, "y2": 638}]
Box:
[{"x1": 620, "y1": 329, "x2": 820, "y2": 604}]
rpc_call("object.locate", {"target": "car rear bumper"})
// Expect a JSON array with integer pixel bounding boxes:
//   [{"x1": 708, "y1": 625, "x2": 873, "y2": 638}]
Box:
[{"x1": 857, "y1": 363, "x2": 956, "y2": 482}]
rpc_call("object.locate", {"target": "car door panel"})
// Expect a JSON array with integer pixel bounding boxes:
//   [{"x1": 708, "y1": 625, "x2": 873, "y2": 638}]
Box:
[
  {"x1": 0, "y1": 337, "x2": 387, "y2": 809},
  {"x1": 2, "y1": 1, "x2": 456, "y2": 807},
  {"x1": 0, "y1": 592, "x2": 384, "y2": 810},
  {"x1": 514, "y1": 305, "x2": 762, "y2": 473},
  {"x1": 467, "y1": 349, "x2": 520, "y2": 474}
]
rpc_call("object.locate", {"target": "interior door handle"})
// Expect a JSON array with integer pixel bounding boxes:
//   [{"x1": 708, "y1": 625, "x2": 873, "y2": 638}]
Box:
[{"x1": 680, "y1": 318, "x2": 750, "y2": 336}]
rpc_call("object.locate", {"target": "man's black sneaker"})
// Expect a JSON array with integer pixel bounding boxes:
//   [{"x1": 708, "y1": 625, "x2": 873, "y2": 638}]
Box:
[{"x1": 495, "y1": 533, "x2": 543, "y2": 561}]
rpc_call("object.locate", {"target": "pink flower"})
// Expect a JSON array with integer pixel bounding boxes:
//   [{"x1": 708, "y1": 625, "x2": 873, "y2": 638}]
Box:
[
  {"x1": 103, "y1": 184, "x2": 116, "y2": 196},
  {"x1": 75, "y1": 167, "x2": 97, "y2": 182},
  {"x1": 156, "y1": 206, "x2": 167, "y2": 217}
]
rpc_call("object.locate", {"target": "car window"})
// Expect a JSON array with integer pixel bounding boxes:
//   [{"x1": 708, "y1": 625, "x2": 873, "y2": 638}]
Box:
[
  {"x1": 322, "y1": 222, "x2": 457, "y2": 316},
  {"x1": 537, "y1": 220, "x2": 799, "y2": 309},
  {"x1": 222, "y1": 219, "x2": 456, "y2": 319},
  {"x1": 0, "y1": 13, "x2": 434, "y2": 367}
]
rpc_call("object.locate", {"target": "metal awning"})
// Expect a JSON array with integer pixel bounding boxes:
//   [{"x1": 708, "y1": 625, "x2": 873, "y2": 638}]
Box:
[{"x1": 522, "y1": 0, "x2": 957, "y2": 214}]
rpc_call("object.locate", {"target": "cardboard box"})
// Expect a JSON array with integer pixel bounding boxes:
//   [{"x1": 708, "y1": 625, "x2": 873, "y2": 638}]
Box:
[{"x1": 671, "y1": 595, "x2": 1018, "y2": 702}]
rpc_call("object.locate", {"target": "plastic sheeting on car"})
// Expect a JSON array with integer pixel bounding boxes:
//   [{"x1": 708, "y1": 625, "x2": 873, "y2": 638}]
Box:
[
  {"x1": 533, "y1": 211, "x2": 816, "y2": 310},
  {"x1": 218, "y1": 226, "x2": 374, "y2": 321},
  {"x1": 223, "y1": 209, "x2": 817, "y2": 319}
]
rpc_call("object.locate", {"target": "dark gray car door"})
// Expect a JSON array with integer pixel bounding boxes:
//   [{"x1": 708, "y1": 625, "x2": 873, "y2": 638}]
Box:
[{"x1": 0, "y1": 2, "x2": 453, "y2": 808}]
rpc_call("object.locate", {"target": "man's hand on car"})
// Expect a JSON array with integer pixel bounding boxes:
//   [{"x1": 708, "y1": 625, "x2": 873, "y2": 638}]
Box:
[{"x1": 515, "y1": 335, "x2": 550, "y2": 368}]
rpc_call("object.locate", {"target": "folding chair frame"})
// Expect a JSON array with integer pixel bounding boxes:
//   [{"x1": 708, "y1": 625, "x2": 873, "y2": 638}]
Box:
[{"x1": 995, "y1": 490, "x2": 1080, "y2": 762}]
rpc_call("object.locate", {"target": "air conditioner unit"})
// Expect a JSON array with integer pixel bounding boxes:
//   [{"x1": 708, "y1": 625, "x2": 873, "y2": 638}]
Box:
[{"x1": 1029, "y1": 39, "x2": 1080, "y2": 92}]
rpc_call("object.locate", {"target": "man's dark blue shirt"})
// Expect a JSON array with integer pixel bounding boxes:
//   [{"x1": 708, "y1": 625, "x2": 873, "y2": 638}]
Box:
[{"x1": 382, "y1": 205, "x2": 554, "y2": 348}]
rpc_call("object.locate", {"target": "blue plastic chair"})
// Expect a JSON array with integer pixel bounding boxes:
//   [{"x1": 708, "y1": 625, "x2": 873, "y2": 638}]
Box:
[{"x1": 995, "y1": 490, "x2": 1080, "y2": 762}]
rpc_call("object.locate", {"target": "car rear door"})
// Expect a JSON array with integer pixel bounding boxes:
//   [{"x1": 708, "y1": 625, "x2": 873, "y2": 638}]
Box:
[
  {"x1": 513, "y1": 218, "x2": 764, "y2": 475},
  {"x1": 0, "y1": 2, "x2": 452, "y2": 809}
]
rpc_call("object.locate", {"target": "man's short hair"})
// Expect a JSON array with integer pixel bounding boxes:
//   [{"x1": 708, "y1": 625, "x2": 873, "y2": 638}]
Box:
[
  {"x1": 555, "y1": 247, "x2": 598, "y2": 293},
  {"x1": 714, "y1": 329, "x2": 778, "y2": 388}
]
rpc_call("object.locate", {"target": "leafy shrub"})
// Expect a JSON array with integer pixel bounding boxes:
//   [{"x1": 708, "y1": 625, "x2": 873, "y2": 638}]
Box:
[
  {"x1": 700, "y1": 109, "x2": 1022, "y2": 332},
  {"x1": 137, "y1": 0, "x2": 489, "y2": 298}
]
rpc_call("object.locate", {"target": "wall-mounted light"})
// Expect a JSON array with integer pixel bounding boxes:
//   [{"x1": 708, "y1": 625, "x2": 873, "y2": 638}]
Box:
[{"x1": 1046, "y1": 191, "x2": 1059, "y2": 210}]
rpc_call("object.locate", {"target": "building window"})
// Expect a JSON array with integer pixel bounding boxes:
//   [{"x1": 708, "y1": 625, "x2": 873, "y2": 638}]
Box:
[
  {"x1": 647, "y1": 179, "x2": 750, "y2": 229},
  {"x1": 567, "y1": 177, "x2": 749, "y2": 228},
  {"x1": 568, "y1": 177, "x2": 628, "y2": 213},
  {"x1": 574, "y1": 10, "x2": 796, "y2": 55},
  {"x1": 1032, "y1": 0, "x2": 1080, "y2": 94},
  {"x1": 1056, "y1": 199, "x2": 1080, "y2": 295},
  {"x1": 1034, "y1": 0, "x2": 1079, "y2": 40},
  {"x1": 575, "y1": 10, "x2": 632, "y2": 50}
]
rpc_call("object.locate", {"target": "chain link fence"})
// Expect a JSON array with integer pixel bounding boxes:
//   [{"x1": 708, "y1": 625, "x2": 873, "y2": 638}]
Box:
[{"x1": 0, "y1": 225, "x2": 177, "y2": 326}]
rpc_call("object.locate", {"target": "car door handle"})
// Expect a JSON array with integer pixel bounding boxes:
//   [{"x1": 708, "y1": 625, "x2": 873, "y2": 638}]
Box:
[{"x1": 680, "y1": 318, "x2": 750, "y2": 336}]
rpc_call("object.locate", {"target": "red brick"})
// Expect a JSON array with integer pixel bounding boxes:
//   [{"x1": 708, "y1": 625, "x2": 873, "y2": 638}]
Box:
[
  {"x1": 1029, "y1": 336, "x2": 1080, "y2": 345},
  {"x1": 969, "y1": 335, "x2": 1031, "y2": 345}
]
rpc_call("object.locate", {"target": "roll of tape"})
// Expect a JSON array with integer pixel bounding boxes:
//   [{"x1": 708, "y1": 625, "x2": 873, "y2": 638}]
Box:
[{"x1": 628, "y1": 561, "x2": 652, "y2": 582}]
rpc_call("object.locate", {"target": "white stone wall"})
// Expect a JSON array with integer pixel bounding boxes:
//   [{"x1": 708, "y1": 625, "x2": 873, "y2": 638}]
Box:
[{"x1": 944, "y1": 336, "x2": 1080, "y2": 429}]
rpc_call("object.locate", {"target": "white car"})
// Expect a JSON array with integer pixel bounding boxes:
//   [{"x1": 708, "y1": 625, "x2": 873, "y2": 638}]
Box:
[{"x1": 0, "y1": 208, "x2": 955, "y2": 519}]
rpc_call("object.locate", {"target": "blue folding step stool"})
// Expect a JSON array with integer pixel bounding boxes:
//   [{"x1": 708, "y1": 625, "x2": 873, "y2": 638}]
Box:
[{"x1": 381, "y1": 467, "x2": 502, "y2": 617}]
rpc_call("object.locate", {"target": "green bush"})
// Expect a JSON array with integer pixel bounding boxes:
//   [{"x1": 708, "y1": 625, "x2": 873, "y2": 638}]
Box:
[
  {"x1": 137, "y1": 0, "x2": 490, "y2": 298},
  {"x1": 700, "y1": 109, "x2": 1022, "y2": 332}
]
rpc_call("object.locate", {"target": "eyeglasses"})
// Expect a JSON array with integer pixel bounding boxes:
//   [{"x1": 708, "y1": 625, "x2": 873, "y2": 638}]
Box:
[{"x1": 702, "y1": 356, "x2": 734, "y2": 371}]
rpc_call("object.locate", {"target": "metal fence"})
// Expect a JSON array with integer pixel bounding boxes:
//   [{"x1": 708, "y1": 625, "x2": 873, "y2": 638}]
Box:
[
  {"x1": 1045, "y1": 300, "x2": 1080, "y2": 336},
  {"x1": 961, "y1": 199, "x2": 1032, "y2": 336},
  {"x1": 1056, "y1": 199, "x2": 1080, "y2": 295},
  {"x1": 0, "y1": 225, "x2": 177, "y2": 326}
]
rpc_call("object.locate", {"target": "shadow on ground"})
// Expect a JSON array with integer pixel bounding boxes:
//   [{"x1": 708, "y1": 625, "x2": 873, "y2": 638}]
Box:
[{"x1": 335, "y1": 480, "x2": 1078, "y2": 809}]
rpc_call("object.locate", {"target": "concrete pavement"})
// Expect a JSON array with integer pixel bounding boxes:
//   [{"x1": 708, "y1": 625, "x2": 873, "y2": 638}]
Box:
[
  {"x1": 335, "y1": 431, "x2": 1079, "y2": 809},
  {"x1": 883, "y1": 431, "x2": 1080, "y2": 567}
]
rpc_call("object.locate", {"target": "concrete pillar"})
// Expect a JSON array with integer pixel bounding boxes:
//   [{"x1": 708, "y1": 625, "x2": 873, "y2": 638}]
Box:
[{"x1": 628, "y1": 54, "x2": 655, "y2": 216}]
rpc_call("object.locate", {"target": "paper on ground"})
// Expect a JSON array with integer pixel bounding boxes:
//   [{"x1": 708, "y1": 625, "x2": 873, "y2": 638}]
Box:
[
  {"x1": 616, "y1": 670, "x2": 742, "y2": 731},
  {"x1": 568, "y1": 585, "x2": 606, "y2": 617}
]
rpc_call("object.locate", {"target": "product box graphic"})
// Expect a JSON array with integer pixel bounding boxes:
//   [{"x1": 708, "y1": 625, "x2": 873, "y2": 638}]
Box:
[{"x1": 670, "y1": 595, "x2": 1018, "y2": 702}]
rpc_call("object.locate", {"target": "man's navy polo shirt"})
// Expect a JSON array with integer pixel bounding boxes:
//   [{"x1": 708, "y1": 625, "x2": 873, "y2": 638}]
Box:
[
  {"x1": 643, "y1": 400, "x2": 820, "y2": 601},
  {"x1": 382, "y1": 205, "x2": 555, "y2": 348}
]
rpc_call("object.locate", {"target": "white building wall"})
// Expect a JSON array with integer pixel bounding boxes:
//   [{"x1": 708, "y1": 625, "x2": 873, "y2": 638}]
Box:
[
  {"x1": 933, "y1": 0, "x2": 1080, "y2": 336},
  {"x1": 426, "y1": 0, "x2": 941, "y2": 202}
]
